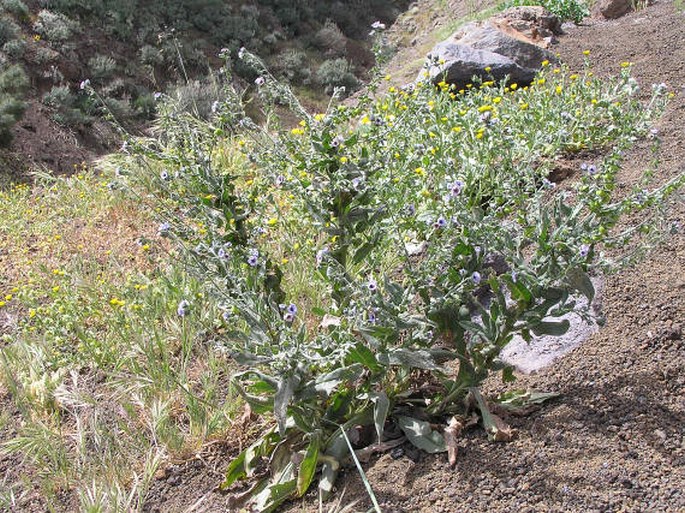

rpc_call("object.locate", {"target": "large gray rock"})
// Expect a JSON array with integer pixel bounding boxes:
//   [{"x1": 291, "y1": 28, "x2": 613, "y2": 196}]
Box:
[
  {"x1": 423, "y1": 41, "x2": 538, "y2": 88},
  {"x1": 420, "y1": 9, "x2": 559, "y2": 89}
]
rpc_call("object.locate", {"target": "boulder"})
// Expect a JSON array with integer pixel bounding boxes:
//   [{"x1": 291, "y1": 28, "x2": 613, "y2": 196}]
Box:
[
  {"x1": 593, "y1": 0, "x2": 633, "y2": 19},
  {"x1": 421, "y1": 11, "x2": 559, "y2": 89},
  {"x1": 490, "y1": 6, "x2": 564, "y2": 43}
]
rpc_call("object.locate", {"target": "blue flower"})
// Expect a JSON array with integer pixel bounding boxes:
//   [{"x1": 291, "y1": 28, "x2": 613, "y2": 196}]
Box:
[
  {"x1": 450, "y1": 180, "x2": 464, "y2": 197},
  {"x1": 158, "y1": 222, "x2": 171, "y2": 236},
  {"x1": 316, "y1": 247, "x2": 329, "y2": 266},
  {"x1": 471, "y1": 272, "x2": 482, "y2": 285},
  {"x1": 434, "y1": 216, "x2": 447, "y2": 229},
  {"x1": 177, "y1": 300, "x2": 190, "y2": 317},
  {"x1": 247, "y1": 250, "x2": 259, "y2": 267},
  {"x1": 160, "y1": 170, "x2": 171, "y2": 181},
  {"x1": 367, "y1": 279, "x2": 378, "y2": 292},
  {"x1": 579, "y1": 244, "x2": 590, "y2": 258}
]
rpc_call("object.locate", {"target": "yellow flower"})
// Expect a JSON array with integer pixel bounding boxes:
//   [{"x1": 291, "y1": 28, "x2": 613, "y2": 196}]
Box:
[
  {"x1": 555, "y1": 85, "x2": 563, "y2": 94},
  {"x1": 389, "y1": 86, "x2": 397, "y2": 93},
  {"x1": 314, "y1": 113, "x2": 325, "y2": 121},
  {"x1": 492, "y1": 96, "x2": 502, "y2": 104},
  {"x1": 620, "y1": 61, "x2": 632, "y2": 68},
  {"x1": 29, "y1": 309, "x2": 37, "y2": 318},
  {"x1": 281, "y1": 258, "x2": 289, "y2": 265},
  {"x1": 414, "y1": 167, "x2": 426, "y2": 177},
  {"x1": 5, "y1": 294, "x2": 12, "y2": 301},
  {"x1": 583, "y1": 50, "x2": 590, "y2": 56},
  {"x1": 0, "y1": 301, "x2": 5, "y2": 308},
  {"x1": 291, "y1": 128, "x2": 304, "y2": 135},
  {"x1": 267, "y1": 218, "x2": 278, "y2": 226},
  {"x1": 541, "y1": 60, "x2": 549, "y2": 67},
  {"x1": 570, "y1": 74, "x2": 579, "y2": 80},
  {"x1": 52, "y1": 286, "x2": 60, "y2": 293},
  {"x1": 484, "y1": 66, "x2": 491, "y2": 72},
  {"x1": 537, "y1": 78, "x2": 546, "y2": 85},
  {"x1": 299, "y1": 120, "x2": 306, "y2": 127},
  {"x1": 141, "y1": 244, "x2": 151, "y2": 251},
  {"x1": 452, "y1": 126, "x2": 462, "y2": 133},
  {"x1": 340, "y1": 156, "x2": 348, "y2": 164},
  {"x1": 478, "y1": 105, "x2": 493, "y2": 113},
  {"x1": 384, "y1": 74, "x2": 392, "y2": 81},
  {"x1": 520, "y1": 103, "x2": 529, "y2": 110},
  {"x1": 361, "y1": 116, "x2": 371, "y2": 125},
  {"x1": 510, "y1": 83, "x2": 518, "y2": 90},
  {"x1": 553, "y1": 68, "x2": 561, "y2": 74}
]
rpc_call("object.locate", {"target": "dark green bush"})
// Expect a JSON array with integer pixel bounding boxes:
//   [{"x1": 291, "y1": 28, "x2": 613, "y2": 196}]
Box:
[
  {"x1": 315, "y1": 57, "x2": 359, "y2": 95},
  {"x1": 0, "y1": 63, "x2": 27, "y2": 146},
  {"x1": 0, "y1": 15, "x2": 19, "y2": 46},
  {"x1": 1, "y1": 0, "x2": 29, "y2": 19}
]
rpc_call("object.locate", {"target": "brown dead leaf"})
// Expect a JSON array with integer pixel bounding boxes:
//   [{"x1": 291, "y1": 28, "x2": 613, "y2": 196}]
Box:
[
  {"x1": 489, "y1": 413, "x2": 514, "y2": 442},
  {"x1": 444, "y1": 416, "x2": 464, "y2": 467}
]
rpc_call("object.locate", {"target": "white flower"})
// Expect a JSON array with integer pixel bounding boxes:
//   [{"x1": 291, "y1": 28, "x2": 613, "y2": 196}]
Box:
[{"x1": 255, "y1": 76, "x2": 265, "y2": 86}]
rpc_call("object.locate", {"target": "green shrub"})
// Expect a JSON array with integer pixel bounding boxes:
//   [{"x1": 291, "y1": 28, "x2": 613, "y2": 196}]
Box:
[
  {"x1": 505, "y1": 0, "x2": 590, "y2": 24},
  {"x1": 0, "y1": 63, "x2": 27, "y2": 146},
  {"x1": 34, "y1": 10, "x2": 79, "y2": 42},
  {"x1": 88, "y1": 54, "x2": 117, "y2": 82},
  {"x1": 43, "y1": 85, "x2": 93, "y2": 126},
  {"x1": 116, "y1": 50, "x2": 683, "y2": 511},
  {"x1": 314, "y1": 20, "x2": 347, "y2": 57},
  {"x1": 2, "y1": 37, "x2": 24, "y2": 59},
  {"x1": 139, "y1": 44, "x2": 163, "y2": 67},
  {"x1": 273, "y1": 49, "x2": 312, "y2": 86},
  {"x1": 1, "y1": 0, "x2": 28, "y2": 19},
  {"x1": 0, "y1": 15, "x2": 19, "y2": 46},
  {"x1": 315, "y1": 58, "x2": 359, "y2": 95}
]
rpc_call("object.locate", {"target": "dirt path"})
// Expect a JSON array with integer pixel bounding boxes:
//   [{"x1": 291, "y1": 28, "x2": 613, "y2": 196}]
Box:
[{"x1": 136, "y1": 3, "x2": 685, "y2": 512}]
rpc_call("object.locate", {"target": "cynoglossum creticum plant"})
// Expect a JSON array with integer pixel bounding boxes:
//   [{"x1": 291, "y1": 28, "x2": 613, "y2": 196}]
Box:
[{"x1": 113, "y1": 44, "x2": 682, "y2": 511}]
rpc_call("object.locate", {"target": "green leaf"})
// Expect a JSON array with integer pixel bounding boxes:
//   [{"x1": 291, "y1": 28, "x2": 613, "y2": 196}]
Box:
[
  {"x1": 319, "y1": 432, "x2": 347, "y2": 500},
  {"x1": 567, "y1": 268, "x2": 595, "y2": 302},
  {"x1": 502, "y1": 366, "x2": 516, "y2": 383},
  {"x1": 396, "y1": 415, "x2": 447, "y2": 454},
  {"x1": 381, "y1": 348, "x2": 440, "y2": 370},
  {"x1": 352, "y1": 241, "x2": 375, "y2": 264},
  {"x1": 297, "y1": 434, "x2": 320, "y2": 497},
  {"x1": 312, "y1": 365, "x2": 363, "y2": 396},
  {"x1": 346, "y1": 343, "x2": 381, "y2": 372},
  {"x1": 371, "y1": 392, "x2": 390, "y2": 443},
  {"x1": 531, "y1": 319, "x2": 570, "y2": 337},
  {"x1": 252, "y1": 461, "x2": 297, "y2": 513},
  {"x1": 220, "y1": 447, "x2": 247, "y2": 490},
  {"x1": 274, "y1": 375, "x2": 299, "y2": 436}
]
